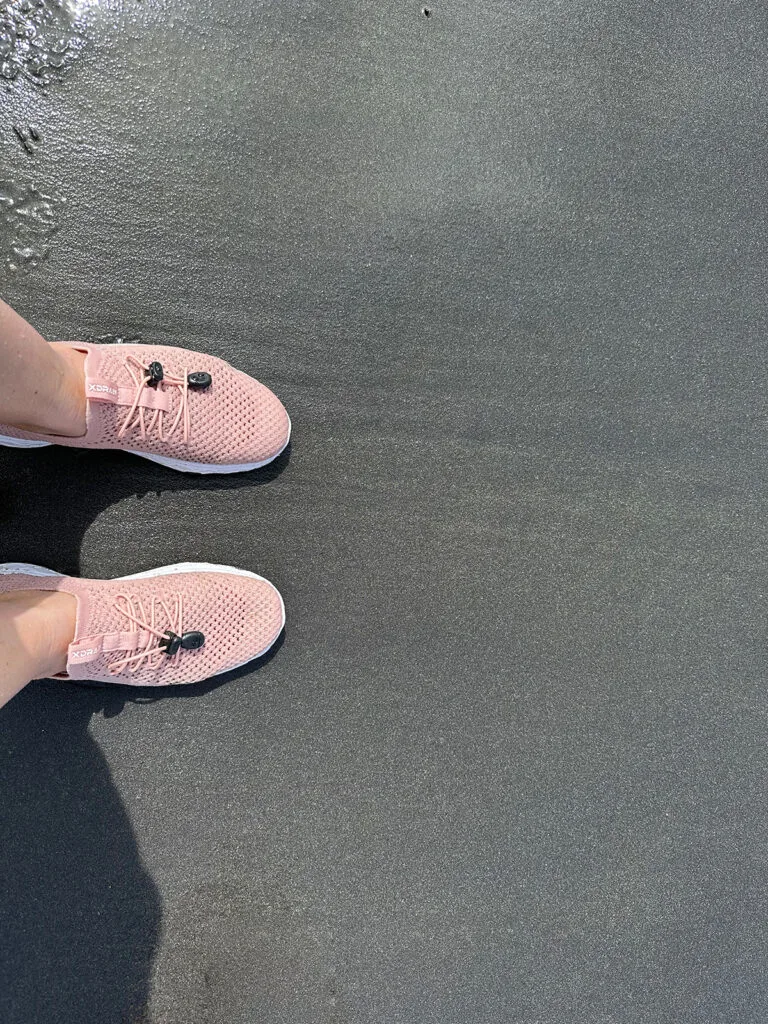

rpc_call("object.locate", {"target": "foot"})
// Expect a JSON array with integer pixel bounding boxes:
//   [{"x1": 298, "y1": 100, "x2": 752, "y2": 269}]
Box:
[
  {"x1": 0, "y1": 342, "x2": 290, "y2": 473},
  {"x1": 0, "y1": 563, "x2": 285, "y2": 685}
]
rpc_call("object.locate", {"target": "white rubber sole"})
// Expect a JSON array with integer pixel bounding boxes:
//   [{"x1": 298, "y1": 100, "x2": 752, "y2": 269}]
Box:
[
  {"x1": 0, "y1": 561, "x2": 285, "y2": 682},
  {"x1": 0, "y1": 436, "x2": 51, "y2": 449},
  {"x1": 0, "y1": 412, "x2": 291, "y2": 474}
]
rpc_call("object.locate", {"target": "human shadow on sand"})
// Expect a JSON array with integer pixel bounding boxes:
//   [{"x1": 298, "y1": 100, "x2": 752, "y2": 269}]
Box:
[{"x1": 0, "y1": 444, "x2": 289, "y2": 1023}]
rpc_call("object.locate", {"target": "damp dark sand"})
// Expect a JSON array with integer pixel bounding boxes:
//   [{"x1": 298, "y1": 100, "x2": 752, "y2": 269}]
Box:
[{"x1": 0, "y1": 2, "x2": 767, "y2": 1022}]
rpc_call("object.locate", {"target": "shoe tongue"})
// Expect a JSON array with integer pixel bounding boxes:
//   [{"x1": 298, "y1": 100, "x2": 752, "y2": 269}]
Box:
[
  {"x1": 62, "y1": 576, "x2": 150, "y2": 675},
  {"x1": 82, "y1": 347, "x2": 180, "y2": 433},
  {"x1": 68, "y1": 630, "x2": 153, "y2": 666}
]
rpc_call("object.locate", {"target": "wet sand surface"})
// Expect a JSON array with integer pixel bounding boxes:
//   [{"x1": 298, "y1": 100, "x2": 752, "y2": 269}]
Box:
[{"x1": 1, "y1": 1, "x2": 767, "y2": 1021}]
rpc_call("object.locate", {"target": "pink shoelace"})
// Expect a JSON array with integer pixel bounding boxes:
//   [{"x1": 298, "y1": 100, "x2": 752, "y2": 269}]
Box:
[
  {"x1": 109, "y1": 592, "x2": 185, "y2": 675},
  {"x1": 116, "y1": 354, "x2": 191, "y2": 443}
]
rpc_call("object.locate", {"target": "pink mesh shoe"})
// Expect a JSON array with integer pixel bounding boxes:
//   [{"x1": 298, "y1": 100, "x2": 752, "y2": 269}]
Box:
[
  {"x1": 0, "y1": 342, "x2": 291, "y2": 473},
  {"x1": 0, "y1": 562, "x2": 285, "y2": 685}
]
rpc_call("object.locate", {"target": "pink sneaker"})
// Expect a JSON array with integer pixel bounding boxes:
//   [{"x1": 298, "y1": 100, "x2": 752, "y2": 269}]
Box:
[
  {"x1": 0, "y1": 342, "x2": 291, "y2": 473},
  {"x1": 0, "y1": 562, "x2": 286, "y2": 685}
]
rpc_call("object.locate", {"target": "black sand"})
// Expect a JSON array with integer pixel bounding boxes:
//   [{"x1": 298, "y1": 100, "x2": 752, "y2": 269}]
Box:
[{"x1": 1, "y1": 2, "x2": 767, "y2": 1021}]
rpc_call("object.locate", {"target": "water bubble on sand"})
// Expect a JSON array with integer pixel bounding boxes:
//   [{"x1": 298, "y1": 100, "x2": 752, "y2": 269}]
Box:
[
  {"x1": 0, "y1": 179, "x2": 61, "y2": 274},
  {"x1": 96, "y1": 333, "x2": 143, "y2": 345},
  {"x1": 11, "y1": 243, "x2": 41, "y2": 267},
  {"x1": 0, "y1": 0, "x2": 87, "y2": 89}
]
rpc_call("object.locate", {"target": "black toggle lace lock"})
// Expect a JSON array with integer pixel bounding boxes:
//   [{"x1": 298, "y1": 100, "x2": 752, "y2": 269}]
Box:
[
  {"x1": 180, "y1": 631, "x2": 206, "y2": 650},
  {"x1": 147, "y1": 361, "x2": 164, "y2": 387},
  {"x1": 160, "y1": 631, "x2": 181, "y2": 655},
  {"x1": 187, "y1": 371, "x2": 212, "y2": 390},
  {"x1": 160, "y1": 630, "x2": 206, "y2": 656}
]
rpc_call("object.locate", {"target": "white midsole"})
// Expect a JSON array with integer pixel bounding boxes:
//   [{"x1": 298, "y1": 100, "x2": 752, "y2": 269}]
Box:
[
  {"x1": 0, "y1": 561, "x2": 285, "y2": 680},
  {"x1": 0, "y1": 563, "x2": 62, "y2": 575},
  {"x1": 0, "y1": 411, "x2": 291, "y2": 473},
  {"x1": 0, "y1": 436, "x2": 52, "y2": 448}
]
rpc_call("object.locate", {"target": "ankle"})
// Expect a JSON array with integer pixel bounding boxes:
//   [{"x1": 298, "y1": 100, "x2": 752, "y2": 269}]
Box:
[
  {"x1": 15, "y1": 346, "x2": 86, "y2": 437},
  {"x1": 0, "y1": 590, "x2": 77, "y2": 680},
  {"x1": 47, "y1": 346, "x2": 87, "y2": 437}
]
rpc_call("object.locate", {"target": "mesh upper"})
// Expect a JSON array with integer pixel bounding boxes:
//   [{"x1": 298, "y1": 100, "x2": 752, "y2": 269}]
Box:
[
  {"x1": 0, "y1": 567, "x2": 285, "y2": 685},
  {"x1": 0, "y1": 342, "x2": 290, "y2": 466}
]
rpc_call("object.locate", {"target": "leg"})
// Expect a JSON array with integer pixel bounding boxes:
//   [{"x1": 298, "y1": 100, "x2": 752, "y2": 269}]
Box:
[
  {"x1": 0, "y1": 299, "x2": 86, "y2": 436},
  {"x1": 0, "y1": 591, "x2": 76, "y2": 709}
]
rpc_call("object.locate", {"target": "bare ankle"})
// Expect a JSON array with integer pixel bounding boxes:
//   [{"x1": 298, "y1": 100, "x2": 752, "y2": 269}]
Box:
[
  {"x1": 45, "y1": 346, "x2": 87, "y2": 436},
  {"x1": 0, "y1": 590, "x2": 77, "y2": 683},
  {"x1": 14, "y1": 346, "x2": 86, "y2": 437}
]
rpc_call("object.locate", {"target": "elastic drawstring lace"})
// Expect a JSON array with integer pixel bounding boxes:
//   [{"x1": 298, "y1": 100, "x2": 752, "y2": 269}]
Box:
[
  {"x1": 117, "y1": 355, "x2": 191, "y2": 443},
  {"x1": 109, "y1": 592, "x2": 184, "y2": 675}
]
